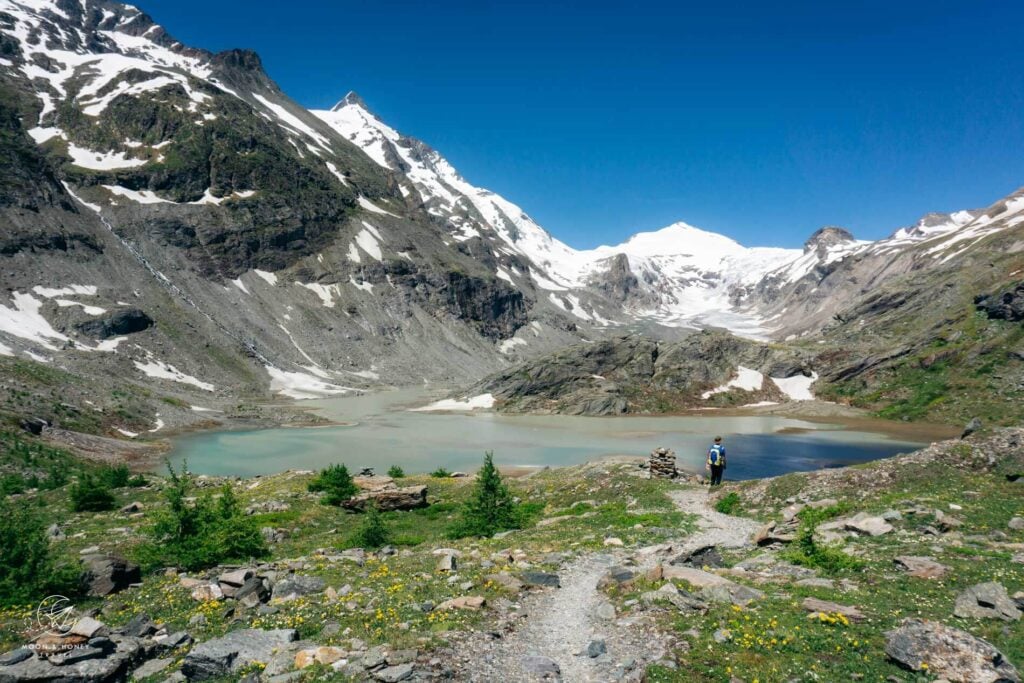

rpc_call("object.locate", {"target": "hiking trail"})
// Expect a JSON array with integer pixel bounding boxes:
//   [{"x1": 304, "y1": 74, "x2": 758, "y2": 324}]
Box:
[{"x1": 457, "y1": 485, "x2": 760, "y2": 682}]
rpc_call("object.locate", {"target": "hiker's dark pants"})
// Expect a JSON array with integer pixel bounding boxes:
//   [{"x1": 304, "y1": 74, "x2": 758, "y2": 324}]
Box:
[{"x1": 709, "y1": 465, "x2": 724, "y2": 486}]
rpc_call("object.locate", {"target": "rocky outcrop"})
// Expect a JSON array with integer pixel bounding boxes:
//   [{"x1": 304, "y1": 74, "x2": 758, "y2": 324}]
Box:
[
  {"x1": 475, "y1": 331, "x2": 813, "y2": 415},
  {"x1": 954, "y1": 583, "x2": 1022, "y2": 621},
  {"x1": 75, "y1": 309, "x2": 154, "y2": 339},
  {"x1": 182, "y1": 628, "x2": 298, "y2": 680},
  {"x1": 976, "y1": 283, "x2": 1024, "y2": 322},
  {"x1": 803, "y1": 226, "x2": 855, "y2": 259},
  {"x1": 885, "y1": 619, "x2": 1020, "y2": 682},
  {"x1": 81, "y1": 554, "x2": 141, "y2": 597},
  {"x1": 341, "y1": 485, "x2": 429, "y2": 512},
  {"x1": 440, "y1": 271, "x2": 528, "y2": 340}
]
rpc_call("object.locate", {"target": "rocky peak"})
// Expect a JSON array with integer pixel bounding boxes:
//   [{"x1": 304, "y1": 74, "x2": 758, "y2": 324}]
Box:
[
  {"x1": 211, "y1": 48, "x2": 264, "y2": 73},
  {"x1": 333, "y1": 91, "x2": 369, "y2": 112},
  {"x1": 803, "y1": 226, "x2": 855, "y2": 257}
]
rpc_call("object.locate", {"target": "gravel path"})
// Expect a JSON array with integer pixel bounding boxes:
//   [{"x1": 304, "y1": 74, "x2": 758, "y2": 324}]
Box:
[
  {"x1": 458, "y1": 486, "x2": 759, "y2": 682},
  {"x1": 667, "y1": 487, "x2": 762, "y2": 553}
]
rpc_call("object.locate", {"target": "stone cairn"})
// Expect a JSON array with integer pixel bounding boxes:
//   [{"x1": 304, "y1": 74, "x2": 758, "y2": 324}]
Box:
[{"x1": 649, "y1": 447, "x2": 678, "y2": 479}]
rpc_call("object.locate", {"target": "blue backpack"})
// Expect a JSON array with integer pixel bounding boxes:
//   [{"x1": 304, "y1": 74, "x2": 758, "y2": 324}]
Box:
[{"x1": 708, "y1": 444, "x2": 725, "y2": 466}]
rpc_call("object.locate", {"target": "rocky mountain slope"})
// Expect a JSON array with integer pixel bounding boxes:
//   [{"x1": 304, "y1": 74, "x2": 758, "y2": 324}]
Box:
[
  {"x1": 478, "y1": 203, "x2": 1024, "y2": 422},
  {"x1": 0, "y1": 0, "x2": 603, "y2": 438},
  {"x1": 470, "y1": 331, "x2": 815, "y2": 415}
]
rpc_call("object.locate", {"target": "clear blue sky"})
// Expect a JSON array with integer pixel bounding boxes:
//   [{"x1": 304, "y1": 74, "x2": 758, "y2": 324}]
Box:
[{"x1": 144, "y1": 0, "x2": 1024, "y2": 249}]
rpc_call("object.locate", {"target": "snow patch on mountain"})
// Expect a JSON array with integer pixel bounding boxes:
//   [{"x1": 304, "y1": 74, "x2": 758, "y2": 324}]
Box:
[
  {"x1": 134, "y1": 355, "x2": 215, "y2": 391},
  {"x1": 701, "y1": 366, "x2": 764, "y2": 399},
  {"x1": 265, "y1": 365, "x2": 352, "y2": 400}
]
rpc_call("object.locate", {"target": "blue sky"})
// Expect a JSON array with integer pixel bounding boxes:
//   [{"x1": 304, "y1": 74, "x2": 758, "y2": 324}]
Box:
[{"x1": 146, "y1": 1, "x2": 1024, "y2": 249}]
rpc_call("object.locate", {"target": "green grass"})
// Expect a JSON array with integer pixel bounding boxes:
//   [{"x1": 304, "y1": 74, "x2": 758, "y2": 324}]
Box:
[{"x1": 714, "y1": 491, "x2": 741, "y2": 515}]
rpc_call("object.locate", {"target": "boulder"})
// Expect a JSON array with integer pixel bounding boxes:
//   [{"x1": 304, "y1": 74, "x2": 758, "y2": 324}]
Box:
[
  {"x1": 272, "y1": 574, "x2": 325, "y2": 601},
  {"x1": 670, "y1": 545, "x2": 723, "y2": 568},
  {"x1": 69, "y1": 617, "x2": 107, "y2": 639},
  {"x1": 219, "y1": 568, "x2": 255, "y2": 588},
  {"x1": 586, "y1": 639, "x2": 607, "y2": 658},
  {"x1": 595, "y1": 602, "x2": 616, "y2": 620},
  {"x1": 640, "y1": 582, "x2": 708, "y2": 613},
  {"x1": 886, "y1": 618, "x2": 1020, "y2": 682},
  {"x1": 374, "y1": 664, "x2": 414, "y2": 682},
  {"x1": 235, "y1": 576, "x2": 271, "y2": 607},
  {"x1": 435, "y1": 596, "x2": 485, "y2": 611},
  {"x1": 436, "y1": 554, "x2": 457, "y2": 572},
  {"x1": 894, "y1": 556, "x2": 948, "y2": 579},
  {"x1": 1009, "y1": 517, "x2": 1024, "y2": 531},
  {"x1": 935, "y1": 509, "x2": 964, "y2": 532},
  {"x1": 802, "y1": 597, "x2": 865, "y2": 622},
  {"x1": 190, "y1": 584, "x2": 224, "y2": 602},
  {"x1": 597, "y1": 566, "x2": 636, "y2": 590},
  {"x1": 294, "y1": 646, "x2": 346, "y2": 668},
  {"x1": 340, "y1": 486, "x2": 428, "y2": 512},
  {"x1": 521, "y1": 655, "x2": 560, "y2": 677},
  {"x1": 0, "y1": 649, "x2": 32, "y2": 666},
  {"x1": 132, "y1": 657, "x2": 174, "y2": 679},
  {"x1": 954, "y1": 583, "x2": 1022, "y2": 621},
  {"x1": 484, "y1": 573, "x2": 524, "y2": 592},
  {"x1": 697, "y1": 583, "x2": 764, "y2": 607},
  {"x1": 755, "y1": 520, "x2": 798, "y2": 545},
  {"x1": 182, "y1": 629, "x2": 298, "y2": 680},
  {"x1": 962, "y1": 417, "x2": 984, "y2": 439},
  {"x1": 661, "y1": 566, "x2": 730, "y2": 588},
  {"x1": 520, "y1": 572, "x2": 560, "y2": 588},
  {"x1": 831, "y1": 512, "x2": 893, "y2": 537},
  {"x1": 81, "y1": 554, "x2": 140, "y2": 597}
]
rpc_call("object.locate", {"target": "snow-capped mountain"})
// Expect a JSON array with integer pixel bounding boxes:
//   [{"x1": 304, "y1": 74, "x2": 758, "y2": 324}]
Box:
[
  {"x1": 315, "y1": 93, "x2": 808, "y2": 336},
  {"x1": 317, "y1": 92, "x2": 1024, "y2": 340},
  {"x1": 313, "y1": 93, "x2": 580, "y2": 289},
  {"x1": 0, "y1": 0, "x2": 1021, "y2": 438}
]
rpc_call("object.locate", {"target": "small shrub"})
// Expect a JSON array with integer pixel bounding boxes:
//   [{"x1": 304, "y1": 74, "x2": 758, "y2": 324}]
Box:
[
  {"x1": 127, "y1": 474, "x2": 148, "y2": 487},
  {"x1": 714, "y1": 492, "x2": 741, "y2": 515},
  {"x1": 69, "y1": 474, "x2": 116, "y2": 512},
  {"x1": 781, "y1": 504, "x2": 861, "y2": 573},
  {"x1": 308, "y1": 464, "x2": 357, "y2": 505},
  {"x1": 430, "y1": 467, "x2": 452, "y2": 478},
  {"x1": 387, "y1": 465, "x2": 405, "y2": 479},
  {"x1": 0, "y1": 473, "x2": 25, "y2": 497},
  {"x1": 99, "y1": 464, "x2": 131, "y2": 488},
  {"x1": 44, "y1": 464, "x2": 69, "y2": 490},
  {"x1": 352, "y1": 503, "x2": 390, "y2": 549},
  {"x1": 392, "y1": 534, "x2": 426, "y2": 547},
  {"x1": 448, "y1": 452, "x2": 521, "y2": 538},
  {"x1": 0, "y1": 499, "x2": 80, "y2": 606},
  {"x1": 137, "y1": 462, "x2": 267, "y2": 571}
]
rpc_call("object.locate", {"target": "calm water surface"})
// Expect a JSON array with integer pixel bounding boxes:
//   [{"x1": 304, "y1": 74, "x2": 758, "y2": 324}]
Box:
[{"x1": 167, "y1": 389, "x2": 927, "y2": 480}]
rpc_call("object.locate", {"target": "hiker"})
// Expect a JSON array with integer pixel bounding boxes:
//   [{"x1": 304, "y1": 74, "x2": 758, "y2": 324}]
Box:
[{"x1": 706, "y1": 436, "x2": 726, "y2": 486}]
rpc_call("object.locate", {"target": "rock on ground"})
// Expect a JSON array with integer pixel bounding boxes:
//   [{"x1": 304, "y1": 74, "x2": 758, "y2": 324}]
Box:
[
  {"x1": 954, "y1": 583, "x2": 1022, "y2": 622},
  {"x1": 886, "y1": 618, "x2": 1020, "y2": 683},
  {"x1": 182, "y1": 629, "x2": 298, "y2": 680}
]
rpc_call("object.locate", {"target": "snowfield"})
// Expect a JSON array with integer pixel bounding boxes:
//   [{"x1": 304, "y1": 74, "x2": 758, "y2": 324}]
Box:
[{"x1": 410, "y1": 393, "x2": 496, "y2": 412}]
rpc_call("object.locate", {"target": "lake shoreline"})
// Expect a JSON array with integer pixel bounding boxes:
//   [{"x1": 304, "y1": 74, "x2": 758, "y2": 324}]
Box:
[{"x1": 160, "y1": 388, "x2": 939, "y2": 480}]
